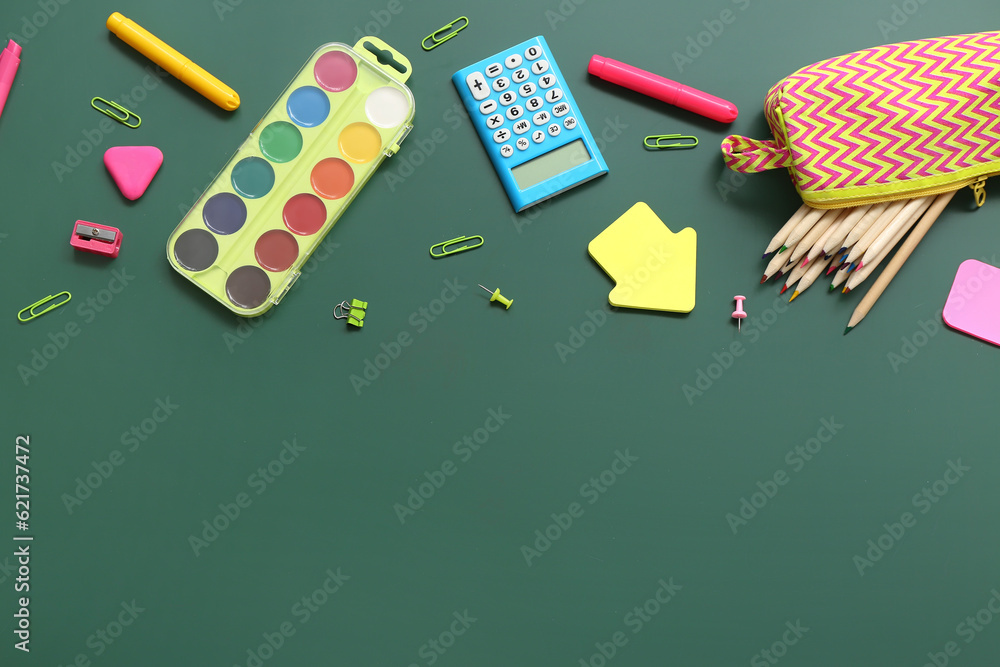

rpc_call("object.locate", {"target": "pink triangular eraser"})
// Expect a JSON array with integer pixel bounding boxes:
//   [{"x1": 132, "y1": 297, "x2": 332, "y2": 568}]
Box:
[{"x1": 104, "y1": 146, "x2": 163, "y2": 201}]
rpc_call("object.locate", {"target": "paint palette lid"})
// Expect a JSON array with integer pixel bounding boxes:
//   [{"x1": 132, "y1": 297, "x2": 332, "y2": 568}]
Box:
[
  {"x1": 167, "y1": 38, "x2": 415, "y2": 317},
  {"x1": 942, "y1": 259, "x2": 1000, "y2": 346}
]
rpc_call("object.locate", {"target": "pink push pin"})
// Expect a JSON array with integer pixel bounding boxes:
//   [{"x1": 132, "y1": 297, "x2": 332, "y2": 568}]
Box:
[{"x1": 732, "y1": 295, "x2": 747, "y2": 330}]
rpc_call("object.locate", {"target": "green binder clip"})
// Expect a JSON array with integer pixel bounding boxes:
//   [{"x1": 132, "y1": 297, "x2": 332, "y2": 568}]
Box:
[
  {"x1": 334, "y1": 299, "x2": 368, "y2": 328},
  {"x1": 643, "y1": 134, "x2": 698, "y2": 150},
  {"x1": 421, "y1": 16, "x2": 469, "y2": 51},
  {"x1": 91, "y1": 97, "x2": 141, "y2": 128},
  {"x1": 429, "y1": 235, "x2": 484, "y2": 258},
  {"x1": 18, "y1": 291, "x2": 72, "y2": 322}
]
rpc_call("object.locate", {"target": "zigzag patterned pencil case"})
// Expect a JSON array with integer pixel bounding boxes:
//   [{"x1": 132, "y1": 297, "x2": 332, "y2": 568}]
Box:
[{"x1": 721, "y1": 31, "x2": 1000, "y2": 209}]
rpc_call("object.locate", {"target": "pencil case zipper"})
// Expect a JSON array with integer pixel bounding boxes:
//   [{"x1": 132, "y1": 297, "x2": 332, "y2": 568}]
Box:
[{"x1": 803, "y1": 174, "x2": 991, "y2": 210}]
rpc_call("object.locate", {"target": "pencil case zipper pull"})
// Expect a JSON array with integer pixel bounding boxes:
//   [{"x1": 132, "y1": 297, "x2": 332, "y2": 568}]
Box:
[{"x1": 970, "y1": 176, "x2": 987, "y2": 208}]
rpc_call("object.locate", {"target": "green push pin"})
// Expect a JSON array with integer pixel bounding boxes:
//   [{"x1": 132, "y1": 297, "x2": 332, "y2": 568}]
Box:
[{"x1": 479, "y1": 284, "x2": 513, "y2": 309}]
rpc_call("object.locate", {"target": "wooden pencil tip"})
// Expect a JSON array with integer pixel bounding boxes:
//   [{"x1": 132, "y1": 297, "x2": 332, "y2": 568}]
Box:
[
  {"x1": 829, "y1": 284, "x2": 836, "y2": 292},
  {"x1": 762, "y1": 252, "x2": 772, "y2": 260},
  {"x1": 849, "y1": 263, "x2": 857, "y2": 272},
  {"x1": 760, "y1": 274, "x2": 768, "y2": 284},
  {"x1": 779, "y1": 245, "x2": 787, "y2": 253},
  {"x1": 789, "y1": 291, "x2": 800, "y2": 302},
  {"x1": 779, "y1": 284, "x2": 789, "y2": 295},
  {"x1": 842, "y1": 286, "x2": 851, "y2": 294},
  {"x1": 857, "y1": 262, "x2": 864, "y2": 270},
  {"x1": 844, "y1": 325, "x2": 853, "y2": 335},
  {"x1": 801, "y1": 257, "x2": 809, "y2": 267}
]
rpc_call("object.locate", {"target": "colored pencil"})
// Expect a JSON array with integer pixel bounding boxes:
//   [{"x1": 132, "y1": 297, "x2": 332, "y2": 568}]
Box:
[
  {"x1": 788, "y1": 209, "x2": 843, "y2": 264},
  {"x1": 762, "y1": 241, "x2": 797, "y2": 282},
  {"x1": 845, "y1": 200, "x2": 907, "y2": 264},
  {"x1": 781, "y1": 254, "x2": 813, "y2": 293},
  {"x1": 826, "y1": 249, "x2": 848, "y2": 275},
  {"x1": 783, "y1": 206, "x2": 826, "y2": 250},
  {"x1": 789, "y1": 255, "x2": 834, "y2": 301},
  {"x1": 860, "y1": 196, "x2": 932, "y2": 268},
  {"x1": 804, "y1": 209, "x2": 849, "y2": 264},
  {"x1": 844, "y1": 211, "x2": 918, "y2": 291},
  {"x1": 844, "y1": 191, "x2": 955, "y2": 334},
  {"x1": 764, "y1": 204, "x2": 810, "y2": 256},
  {"x1": 842, "y1": 201, "x2": 890, "y2": 250},
  {"x1": 822, "y1": 205, "x2": 871, "y2": 256},
  {"x1": 830, "y1": 261, "x2": 851, "y2": 290}
]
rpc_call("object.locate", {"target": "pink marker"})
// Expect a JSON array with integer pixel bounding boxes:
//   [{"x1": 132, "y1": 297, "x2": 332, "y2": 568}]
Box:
[
  {"x1": 588, "y1": 54, "x2": 738, "y2": 124},
  {"x1": 0, "y1": 40, "x2": 22, "y2": 122}
]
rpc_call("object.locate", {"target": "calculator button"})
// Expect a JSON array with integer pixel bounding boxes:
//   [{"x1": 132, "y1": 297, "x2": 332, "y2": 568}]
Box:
[
  {"x1": 506, "y1": 104, "x2": 524, "y2": 120},
  {"x1": 545, "y1": 88, "x2": 563, "y2": 104},
  {"x1": 466, "y1": 72, "x2": 489, "y2": 100},
  {"x1": 505, "y1": 54, "x2": 522, "y2": 69},
  {"x1": 552, "y1": 102, "x2": 570, "y2": 117},
  {"x1": 515, "y1": 136, "x2": 530, "y2": 150},
  {"x1": 493, "y1": 128, "x2": 511, "y2": 143},
  {"x1": 531, "y1": 60, "x2": 549, "y2": 75},
  {"x1": 524, "y1": 45, "x2": 542, "y2": 61},
  {"x1": 532, "y1": 130, "x2": 545, "y2": 144},
  {"x1": 519, "y1": 82, "x2": 536, "y2": 98},
  {"x1": 479, "y1": 99, "x2": 498, "y2": 115},
  {"x1": 512, "y1": 119, "x2": 531, "y2": 135},
  {"x1": 485, "y1": 63, "x2": 503, "y2": 78},
  {"x1": 486, "y1": 113, "x2": 504, "y2": 129},
  {"x1": 547, "y1": 123, "x2": 561, "y2": 137},
  {"x1": 538, "y1": 74, "x2": 556, "y2": 89},
  {"x1": 500, "y1": 144, "x2": 514, "y2": 158},
  {"x1": 525, "y1": 96, "x2": 543, "y2": 111},
  {"x1": 532, "y1": 110, "x2": 551, "y2": 126},
  {"x1": 563, "y1": 117, "x2": 578, "y2": 131},
  {"x1": 492, "y1": 76, "x2": 510, "y2": 92},
  {"x1": 512, "y1": 68, "x2": 529, "y2": 84},
  {"x1": 498, "y1": 91, "x2": 517, "y2": 106}
]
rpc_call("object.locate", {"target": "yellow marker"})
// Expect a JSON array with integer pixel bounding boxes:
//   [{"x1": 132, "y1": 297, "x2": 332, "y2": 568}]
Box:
[{"x1": 106, "y1": 12, "x2": 240, "y2": 111}]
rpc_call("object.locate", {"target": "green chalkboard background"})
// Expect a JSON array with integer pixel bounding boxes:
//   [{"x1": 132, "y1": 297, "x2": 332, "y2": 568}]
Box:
[{"x1": 2, "y1": 0, "x2": 999, "y2": 665}]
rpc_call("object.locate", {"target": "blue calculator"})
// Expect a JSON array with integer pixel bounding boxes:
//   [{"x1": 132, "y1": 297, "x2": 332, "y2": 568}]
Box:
[{"x1": 452, "y1": 36, "x2": 608, "y2": 212}]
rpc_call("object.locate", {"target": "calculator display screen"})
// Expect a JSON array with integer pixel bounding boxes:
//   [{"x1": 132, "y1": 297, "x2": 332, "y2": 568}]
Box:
[{"x1": 510, "y1": 140, "x2": 591, "y2": 190}]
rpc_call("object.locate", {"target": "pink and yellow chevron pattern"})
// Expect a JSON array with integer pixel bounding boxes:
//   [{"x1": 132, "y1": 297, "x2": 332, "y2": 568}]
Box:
[{"x1": 723, "y1": 32, "x2": 1000, "y2": 207}]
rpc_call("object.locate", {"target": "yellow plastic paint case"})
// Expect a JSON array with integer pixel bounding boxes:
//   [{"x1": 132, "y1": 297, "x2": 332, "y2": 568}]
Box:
[{"x1": 167, "y1": 38, "x2": 414, "y2": 317}]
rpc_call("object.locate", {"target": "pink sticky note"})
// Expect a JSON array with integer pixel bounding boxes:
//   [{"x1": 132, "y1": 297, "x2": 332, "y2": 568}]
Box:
[{"x1": 942, "y1": 259, "x2": 1000, "y2": 346}]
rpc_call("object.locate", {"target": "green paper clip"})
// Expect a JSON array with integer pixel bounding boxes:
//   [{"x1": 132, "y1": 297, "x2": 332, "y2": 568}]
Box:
[
  {"x1": 644, "y1": 134, "x2": 698, "y2": 150},
  {"x1": 334, "y1": 299, "x2": 368, "y2": 328},
  {"x1": 429, "y1": 235, "x2": 484, "y2": 258},
  {"x1": 91, "y1": 97, "x2": 141, "y2": 128},
  {"x1": 18, "y1": 291, "x2": 72, "y2": 322},
  {"x1": 421, "y1": 16, "x2": 469, "y2": 51}
]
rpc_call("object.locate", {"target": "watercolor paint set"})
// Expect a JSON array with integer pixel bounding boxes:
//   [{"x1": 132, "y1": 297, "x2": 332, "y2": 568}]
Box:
[{"x1": 167, "y1": 37, "x2": 415, "y2": 316}]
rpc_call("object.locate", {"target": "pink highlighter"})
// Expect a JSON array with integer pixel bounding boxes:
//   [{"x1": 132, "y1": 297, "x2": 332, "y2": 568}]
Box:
[
  {"x1": 0, "y1": 40, "x2": 22, "y2": 121},
  {"x1": 588, "y1": 54, "x2": 738, "y2": 124}
]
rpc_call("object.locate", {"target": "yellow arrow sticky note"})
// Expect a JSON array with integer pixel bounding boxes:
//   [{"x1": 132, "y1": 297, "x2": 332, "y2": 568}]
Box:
[{"x1": 587, "y1": 202, "x2": 696, "y2": 313}]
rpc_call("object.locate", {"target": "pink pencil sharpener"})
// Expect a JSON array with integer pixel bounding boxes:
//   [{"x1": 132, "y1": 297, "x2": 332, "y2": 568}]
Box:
[{"x1": 70, "y1": 220, "x2": 121, "y2": 258}]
